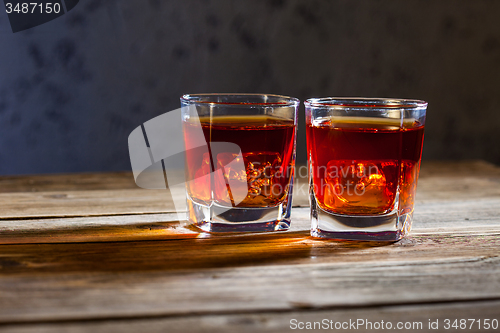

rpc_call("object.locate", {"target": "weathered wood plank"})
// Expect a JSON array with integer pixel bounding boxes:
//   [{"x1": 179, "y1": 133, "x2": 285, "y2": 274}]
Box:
[
  {"x1": 0, "y1": 214, "x2": 197, "y2": 244},
  {"x1": 0, "y1": 231, "x2": 499, "y2": 323},
  {"x1": 418, "y1": 160, "x2": 500, "y2": 177},
  {"x1": 1, "y1": 190, "x2": 500, "y2": 244},
  {"x1": 0, "y1": 189, "x2": 177, "y2": 219},
  {"x1": 0, "y1": 172, "x2": 137, "y2": 193},
  {"x1": 0, "y1": 161, "x2": 498, "y2": 328},
  {"x1": 0, "y1": 161, "x2": 499, "y2": 219},
  {"x1": 1, "y1": 198, "x2": 500, "y2": 244},
  {"x1": 1, "y1": 300, "x2": 499, "y2": 333}
]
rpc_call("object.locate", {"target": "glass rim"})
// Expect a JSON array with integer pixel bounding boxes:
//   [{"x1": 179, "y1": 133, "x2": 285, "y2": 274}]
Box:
[
  {"x1": 181, "y1": 93, "x2": 300, "y2": 107},
  {"x1": 304, "y1": 97, "x2": 428, "y2": 109}
]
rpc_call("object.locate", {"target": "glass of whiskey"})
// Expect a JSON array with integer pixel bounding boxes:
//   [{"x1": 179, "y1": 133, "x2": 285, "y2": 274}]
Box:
[
  {"x1": 305, "y1": 97, "x2": 427, "y2": 241},
  {"x1": 181, "y1": 94, "x2": 299, "y2": 233}
]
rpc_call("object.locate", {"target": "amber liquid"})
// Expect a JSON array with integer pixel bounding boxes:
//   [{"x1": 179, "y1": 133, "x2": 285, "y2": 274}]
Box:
[
  {"x1": 184, "y1": 116, "x2": 296, "y2": 208},
  {"x1": 307, "y1": 117, "x2": 424, "y2": 216}
]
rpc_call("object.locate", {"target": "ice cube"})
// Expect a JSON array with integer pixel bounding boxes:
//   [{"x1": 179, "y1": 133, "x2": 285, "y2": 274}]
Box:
[
  {"x1": 212, "y1": 151, "x2": 286, "y2": 206},
  {"x1": 201, "y1": 152, "x2": 211, "y2": 175},
  {"x1": 217, "y1": 152, "x2": 247, "y2": 182},
  {"x1": 399, "y1": 160, "x2": 419, "y2": 214},
  {"x1": 324, "y1": 160, "x2": 392, "y2": 213},
  {"x1": 244, "y1": 152, "x2": 282, "y2": 198},
  {"x1": 189, "y1": 152, "x2": 212, "y2": 202},
  {"x1": 214, "y1": 152, "x2": 248, "y2": 205}
]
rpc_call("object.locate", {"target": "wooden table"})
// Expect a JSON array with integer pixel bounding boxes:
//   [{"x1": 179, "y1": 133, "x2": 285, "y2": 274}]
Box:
[{"x1": 0, "y1": 161, "x2": 499, "y2": 332}]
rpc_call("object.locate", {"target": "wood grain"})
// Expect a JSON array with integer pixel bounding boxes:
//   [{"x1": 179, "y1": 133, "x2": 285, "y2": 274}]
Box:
[
  {"x1": 0, "y1": 189, "x2": 179, "y2": 219},
  {"x1": 1, "y1": 301, "x2": 499, "y2": 332},
  {"x1": 0, "y1": 161, "x2": 498, "y2": 331},
  {"x1": 0, "y1": 172, "x2": 137, "y2": 193},
  {"x1": 1, "y1": 198, "x2": 500, "y2": 244},
  {"x1": 0, "y1": 230, "x2": 499, "y2": 324}
]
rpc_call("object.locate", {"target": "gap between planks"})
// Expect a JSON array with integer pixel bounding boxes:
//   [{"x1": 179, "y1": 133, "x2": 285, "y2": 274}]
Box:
[{"x1": 0, "y1": 298, "x2": 499, "y2": 328}]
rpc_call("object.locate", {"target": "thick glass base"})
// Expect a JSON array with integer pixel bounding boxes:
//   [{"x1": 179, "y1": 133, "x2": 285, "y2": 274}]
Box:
[
  {"x1": 187, "y1": 198, "x2": 292, "y2": 233},
  {"x1": 310, "y1": 197, "x2": 413, "y2": 241}
]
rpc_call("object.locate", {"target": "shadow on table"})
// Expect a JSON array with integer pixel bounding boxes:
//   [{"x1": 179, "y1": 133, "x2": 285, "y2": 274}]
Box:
[{"x1": 0, "y1": 220, "x2": 398, "y2": 275}]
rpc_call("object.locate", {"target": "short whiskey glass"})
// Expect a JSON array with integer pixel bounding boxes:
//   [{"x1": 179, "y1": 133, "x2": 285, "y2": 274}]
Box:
[
  {"x1": 182, "y1": 94, "x2": 299, "y2": 233},
  {"x1": 305, "y1": 97, "x2": 427, "y2": 241}
]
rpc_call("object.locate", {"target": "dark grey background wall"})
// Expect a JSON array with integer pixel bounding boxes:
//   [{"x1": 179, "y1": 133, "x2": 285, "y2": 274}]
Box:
[{"x1": 1, "y1": 0, "x2": 500, "y2": 175}]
